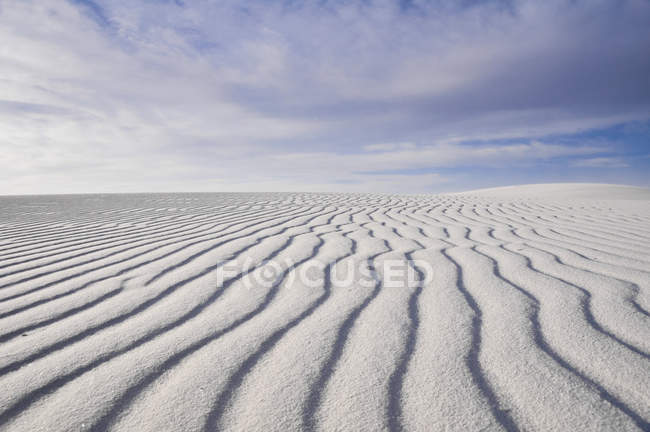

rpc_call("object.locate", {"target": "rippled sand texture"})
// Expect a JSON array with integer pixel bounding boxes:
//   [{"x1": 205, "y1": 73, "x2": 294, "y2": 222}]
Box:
[{"x1": 0, "y1": 188, "x2": 649, "y2": 431}]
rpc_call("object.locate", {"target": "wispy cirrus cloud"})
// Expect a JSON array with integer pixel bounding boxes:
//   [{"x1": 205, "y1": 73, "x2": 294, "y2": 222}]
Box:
[
  {"x1": 0, "y1": 0, "x2": 649, "y2": 194},
  {"x1": 571, "y1": 157, "x2": 629, "y2": 169}
]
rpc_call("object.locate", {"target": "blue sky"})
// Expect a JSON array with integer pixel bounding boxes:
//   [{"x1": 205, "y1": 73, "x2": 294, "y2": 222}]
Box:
[{"x1": 1, "y1": 0, "x2": 649, "y2": 194}]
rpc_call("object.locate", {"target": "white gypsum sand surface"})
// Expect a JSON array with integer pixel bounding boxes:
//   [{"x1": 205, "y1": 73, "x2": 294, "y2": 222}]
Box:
[{"x1": 0, "y1": 186, "x2": 648, "y2": 431}]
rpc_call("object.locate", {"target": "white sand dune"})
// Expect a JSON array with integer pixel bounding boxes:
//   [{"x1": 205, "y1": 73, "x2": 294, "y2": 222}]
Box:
[
  {"x1": 0, "y1": 185, "x2": 648, "y2": 431},
  {"x1": 456, "y1": 183, "x2": 650, "y2": 200}
]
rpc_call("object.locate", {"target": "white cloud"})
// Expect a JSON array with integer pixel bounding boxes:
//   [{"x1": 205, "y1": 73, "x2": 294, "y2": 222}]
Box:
[
  {"x1": 0, "y1": 0, "x2": 648, "y2": 194},
  {"x1": 571, "y1": 157, "x2": 629, "y2": 168},
  {"x1": 271, "y1": 141, "x2": 607, "y2": 173},
  {"x1": 362, "y1": 142, "x2": 416, "y2": 152}
]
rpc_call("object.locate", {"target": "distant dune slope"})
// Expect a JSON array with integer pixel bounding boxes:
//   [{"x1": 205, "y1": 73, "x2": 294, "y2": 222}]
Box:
[
  {"x1": 455, "y1": 183, "x2": 650, "y2": 200},
  {"x1": 0, "y1": 187, "x2": 648, "y2": 431}
]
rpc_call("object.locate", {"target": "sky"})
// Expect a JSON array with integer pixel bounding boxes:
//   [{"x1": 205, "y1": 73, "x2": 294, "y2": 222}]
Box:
[{"x1": 1, "y1": 0, "x2": 649, "y2": 194}]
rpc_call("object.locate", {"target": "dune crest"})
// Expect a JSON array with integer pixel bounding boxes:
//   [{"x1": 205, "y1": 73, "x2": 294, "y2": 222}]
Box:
[{"x1": 455, "y1": 183, "x2": 650, "y2": 201}]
